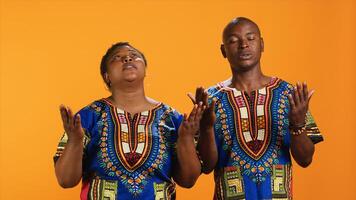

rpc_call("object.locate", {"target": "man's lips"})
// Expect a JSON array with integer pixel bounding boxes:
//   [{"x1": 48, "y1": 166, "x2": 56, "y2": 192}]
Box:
[{"x1": 238, "y1": 52, "x2": 253, "y2": 60}]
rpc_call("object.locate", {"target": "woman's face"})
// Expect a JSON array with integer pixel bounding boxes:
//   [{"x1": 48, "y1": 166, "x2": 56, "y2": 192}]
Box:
[{"x1": 105, "y1": 45, "x2": 146, "y2": 87}]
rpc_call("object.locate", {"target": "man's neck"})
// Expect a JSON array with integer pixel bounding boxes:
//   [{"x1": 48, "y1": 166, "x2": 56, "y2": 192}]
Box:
[{"x1": 230, "y1": 64, "x2": 270, "y2": 93}]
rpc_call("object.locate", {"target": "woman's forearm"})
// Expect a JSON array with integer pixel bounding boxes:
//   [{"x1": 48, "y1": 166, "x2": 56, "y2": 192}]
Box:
[
  {"x1": 55, "y1": 138, "x2": 83, "y2": 188},
  {"x1": 174, "y1": 134, "x2": 201, "y2": 188},
  {"x1": 197, "y1": 126, "x2": 217, "y2": 174}
]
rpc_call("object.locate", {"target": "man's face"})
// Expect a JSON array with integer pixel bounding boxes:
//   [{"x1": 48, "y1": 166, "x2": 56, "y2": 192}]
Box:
[{"x1": 221, "y1": 21, "x2": 264, "y2": 71}]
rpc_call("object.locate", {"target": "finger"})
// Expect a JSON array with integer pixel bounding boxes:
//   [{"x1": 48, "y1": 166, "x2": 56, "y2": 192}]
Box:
[
  {"x1": 183, "y1": 113, "x2": 188, "y2": 121},
  {"x1": 195, "y1": 87, "x2": 204, "y2": 103},
  {"x1": 303, "y1": 89, "x2": 315, "y2": 111},
  {"x1": 195, "y1": 102, "x2": 204, "y2": 121},
  {"x1": 74, "y1": 114, "x2": 82, "y2": 130},
  {"x1": 180, "y1": 113, "x2": 189, "y2": 129},
  {"x1": 308, "y1": 89, "x2": 315, "y2": 102},
  {"x1": 293, "y1": 85, "x2": 300, "y2": 105},
  {"x1": 188, "y1": 104, "x2": 198, "y2": 122},
  {"x1": 209, "y1": 99, "x2": 216, "y2": 112},
  {"x1": 288, "y1": 94, "x2": 296, "y2": 110},
  {"x1": 296, "y1": 82, "x2": 304, "y2": 103},
  {"x1": 183, "y1": 113, "x2": 189, "y2": 127},
  {"x1": 67, "y1": 106, "x2": 75, "y2": 127},
  {"x1": 303, "y1": 82, "x2": 308, "y2": 101},
  {"x1": 59, "y1": 104, "x2": 69, "y2": 125},
  {"x1": 59, "y1": 105, "x2": 70, "y2": 132},
  {"x1": 187, "y1": 93, "x2": 196, "y2": 104},
  {"x1": 202, "y1": 90, "x2": 209, "y2": 106}
]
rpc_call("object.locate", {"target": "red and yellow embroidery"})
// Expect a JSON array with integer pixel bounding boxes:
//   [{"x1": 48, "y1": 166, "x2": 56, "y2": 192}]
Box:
[
  {"x1": 113, "y1": 108, "x2": 155, "y2": 172},
  {"x1": 224, "y1": 78, "x2": 280, "y2": 160}
]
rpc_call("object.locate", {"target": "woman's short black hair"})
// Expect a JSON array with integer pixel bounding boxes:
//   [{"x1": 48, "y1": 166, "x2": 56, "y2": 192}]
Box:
[{"x1": 100, "y1": 42, "x2": 147, "y2": 87}]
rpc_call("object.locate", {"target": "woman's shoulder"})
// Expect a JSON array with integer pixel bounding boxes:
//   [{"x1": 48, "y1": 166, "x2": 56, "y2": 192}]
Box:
[
  {"x1": 159, "y1": 103, "x2": 182, "y2": 130},
  {"x1": 78, "y1": 99, "x2": 110, "y2": 116},
  {"x1": 144, "y1": 99, "x2": 182, "y2": 130}
]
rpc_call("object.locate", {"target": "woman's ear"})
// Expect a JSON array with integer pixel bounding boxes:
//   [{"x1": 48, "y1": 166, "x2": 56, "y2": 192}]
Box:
[{"x1": 104, "y1": 73, "x2": 111, "y2": 87}]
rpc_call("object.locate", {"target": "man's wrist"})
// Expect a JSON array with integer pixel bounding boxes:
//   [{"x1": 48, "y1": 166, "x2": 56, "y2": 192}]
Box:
[{"x1": 290, "y1": 125, "x2": 306, "y2": 136}]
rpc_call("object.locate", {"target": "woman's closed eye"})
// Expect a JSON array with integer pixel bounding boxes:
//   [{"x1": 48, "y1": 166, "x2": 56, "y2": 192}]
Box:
[
  {"x1": 112, "y1": 55, "x2": 121, "y2": 61},
  {"x1": 130, "y1": 53, "x2": 139, "y2": 58}
]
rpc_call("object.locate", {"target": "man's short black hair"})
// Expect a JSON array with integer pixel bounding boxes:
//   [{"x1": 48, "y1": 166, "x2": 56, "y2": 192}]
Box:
[{"x1": 223, "y1": 17, "x2": 261, "y2": 42}]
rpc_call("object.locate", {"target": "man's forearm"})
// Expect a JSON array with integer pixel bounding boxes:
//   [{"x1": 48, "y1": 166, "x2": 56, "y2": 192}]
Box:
[{"x1": 290, "y1": 131, "x2": 315, "y2": 167}]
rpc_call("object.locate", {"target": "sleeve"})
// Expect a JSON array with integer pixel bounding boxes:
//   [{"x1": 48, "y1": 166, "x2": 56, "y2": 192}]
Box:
[
  {"x1": 207, "y1": 88, "x2": 229, "y2": 168},
  {"x1": 210, "y1": 97, "x2": 229, "y2": 167},
  {"x1": 169, "y1": 109, "x2": 183, "y2": 156},
  {"x1": 285, "y1": 82, "x2": 324, "y2": 145},
  {"x1": 305, "y1": 111, "x2": 324, "y2": 144},
  {"x1": 171, "y1": 110, "x2": 183, "y2": 134},
  {"x1": 53, "y1": 104, "x2": 97, "y2": 164}
]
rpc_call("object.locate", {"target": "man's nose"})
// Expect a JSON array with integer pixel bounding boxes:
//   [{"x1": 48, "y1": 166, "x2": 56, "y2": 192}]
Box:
[
  {"x1": 123, "y1": 56, "x2": 133, "y2": 63},
  {"x1": 239, "y1": 40, "x2": 249, "y2": 49}
]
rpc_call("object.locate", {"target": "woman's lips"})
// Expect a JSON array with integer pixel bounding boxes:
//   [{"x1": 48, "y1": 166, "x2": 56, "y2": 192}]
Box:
[{"x1": 122, "y1": 63, "x2": 137, "y2": 71}]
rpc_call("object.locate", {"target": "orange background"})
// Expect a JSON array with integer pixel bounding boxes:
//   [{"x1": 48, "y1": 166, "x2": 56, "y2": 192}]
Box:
[{"x1": 1, "y1": 0, "x2": 355, "y2": 199}]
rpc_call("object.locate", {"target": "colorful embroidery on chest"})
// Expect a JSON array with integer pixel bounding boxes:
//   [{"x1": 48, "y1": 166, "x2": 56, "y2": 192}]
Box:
[
  {"x1": 95, "y1": 102, "x2": 172, "y2": 195},
  {"x1": 214, "y1": 79, "x2": 292, "y2": 183},
  {"x1": 113, "y1": 109, "x2": 153, "y2": 172},
  {"x1": 227, "y1": 87, "x2": 272, "y2": 160}
]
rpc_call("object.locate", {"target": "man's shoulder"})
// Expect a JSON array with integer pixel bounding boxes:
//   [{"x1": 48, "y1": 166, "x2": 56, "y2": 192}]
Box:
[
  {"x1": 274, "y1": 78, "x2": 294, "y2": 91},
  {"x1": 206, "y1": 78, "x2": 232, "y2": 96}
]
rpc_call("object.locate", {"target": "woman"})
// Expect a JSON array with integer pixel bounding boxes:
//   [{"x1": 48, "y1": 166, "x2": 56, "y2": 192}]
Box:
[{"x1": 54, "y1": 42, "x2": 203, "y2": 200}]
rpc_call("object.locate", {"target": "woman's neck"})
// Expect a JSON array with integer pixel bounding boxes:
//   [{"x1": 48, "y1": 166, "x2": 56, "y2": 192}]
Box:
[{"x1": 109, "y1": 82, "x2": 154, "y2": 114}]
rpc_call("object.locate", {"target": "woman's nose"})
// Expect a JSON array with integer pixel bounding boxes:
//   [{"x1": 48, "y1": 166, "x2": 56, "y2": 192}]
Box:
[{"x1": 123, "y1": 56, "x2": 133, "y2": 63}]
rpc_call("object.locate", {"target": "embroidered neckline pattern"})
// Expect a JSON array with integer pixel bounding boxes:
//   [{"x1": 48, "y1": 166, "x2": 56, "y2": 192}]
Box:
[
  {"x1": 113, "y1": 109, "x2": 154, "y2": 172},
  {"x1": 225, "y1": 78, "x2": 280, "y2": 160},
  {"x1": 93, "y1": 101, "x2": 173, "y2": 195},
  {"x1": 214, "y1": 78, "x2": 290, "y2": 183}
]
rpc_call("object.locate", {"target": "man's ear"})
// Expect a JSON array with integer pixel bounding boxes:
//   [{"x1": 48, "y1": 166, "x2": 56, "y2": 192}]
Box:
[
  {"x1": 220, "y1": 44, "x2": 227, "y2": 58},
  {"x1": 260, "y1": 37, "x2": 264, "y2": 52}
]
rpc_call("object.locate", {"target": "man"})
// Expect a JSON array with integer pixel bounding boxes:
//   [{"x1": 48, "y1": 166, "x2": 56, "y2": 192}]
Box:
[{"x1": 191, "y1": 17, "x2": 323, "y2": 200}]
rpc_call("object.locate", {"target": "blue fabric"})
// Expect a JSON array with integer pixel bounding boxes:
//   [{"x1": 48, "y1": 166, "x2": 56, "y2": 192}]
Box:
[
  {"x1": 55, "y1": 99, "x2": 183, "y2": 200},
  {"x1": 207, "y1": 78, "x2": 323, "y2": 200}
]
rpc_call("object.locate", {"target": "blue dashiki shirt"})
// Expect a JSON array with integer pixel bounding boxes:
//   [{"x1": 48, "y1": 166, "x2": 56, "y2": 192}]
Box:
[
  {"x1": 207, "y1": 77, "x2": 323, "y2": 200},
  {"x1": 54, "y1": 99, "x2": 183, "y2": 200}
]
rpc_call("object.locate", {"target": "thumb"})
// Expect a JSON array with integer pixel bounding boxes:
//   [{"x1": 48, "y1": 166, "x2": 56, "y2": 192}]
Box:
[
  {"x1": 74, "y1": 114, "x2": 84, "y2": 133},
  {"x1": 308, "y1": 90, "x2": 315, "y2": 102},
  {"x1": 187, "y1": 93, "x2": 196, "y2": 104},
  {"x1": 209, "y1": 99, "x2": 216, "y2": 112}
]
